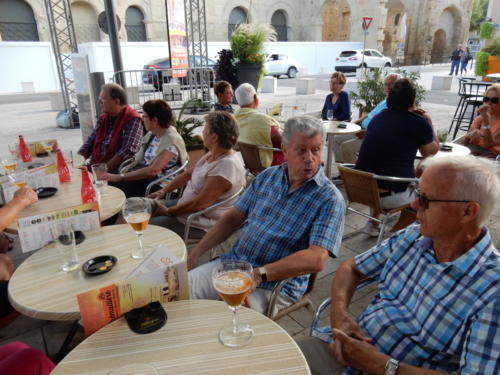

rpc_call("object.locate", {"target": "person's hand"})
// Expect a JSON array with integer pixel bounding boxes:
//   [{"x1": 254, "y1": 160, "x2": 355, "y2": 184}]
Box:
[
  {"x1": 465, "y1": 129, "x2": 482, "y2": 144},
  {"x1": 153, "y1": 203, "x2": 170, "y2": 217},
  {"x1": 477, "y1": 103, "x2": 491, "y2": 123},
  {"x1": 105, "y1": 173, "x2": 121, "y2": 182},
  {"x1": 187, "y1": 253, "x2": 199, "y2": 271},
  {"x1": 13, "y1": 187, "x2": 38, "y2": 208},
  {"x1": 331, "y1": 310, "x2": 371, "y2": 365},
  {"x1": 356, "y1": 130, "x2": 367, "y2": 139},
  {"x1": 0, "y1": 253, "x2": 13, "y2": 280},
  {"x1": 249, "y1": 268, "x2": 262, "y2": 294},
  {"x1": 332, "y1": 328, "x2": 388, "y2": 372},
  {"x1": 148, "y1": 189, "x2": 165, "y2": 200}
]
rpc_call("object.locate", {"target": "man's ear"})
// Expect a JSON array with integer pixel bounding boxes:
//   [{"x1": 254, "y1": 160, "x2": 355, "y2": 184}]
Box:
[{"x1": 462, "y1": 201, "x2": 480, "y2": 224}]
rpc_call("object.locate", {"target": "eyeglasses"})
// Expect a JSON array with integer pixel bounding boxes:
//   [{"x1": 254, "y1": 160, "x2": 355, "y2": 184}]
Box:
[
  {"x1": 414, "y1": 189, "x2": 470, "y2": 210},
  {"x1": 482, "y1": 97, "x2": 500, "y2": 104}
]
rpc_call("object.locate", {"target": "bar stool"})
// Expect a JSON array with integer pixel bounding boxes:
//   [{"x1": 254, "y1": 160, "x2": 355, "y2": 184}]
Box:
[{"x1": 448, "y1": 77, "x2": 475, "y2": 136}]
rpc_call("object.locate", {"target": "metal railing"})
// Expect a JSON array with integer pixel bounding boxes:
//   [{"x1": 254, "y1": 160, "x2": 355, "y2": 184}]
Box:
[{"x1": 111, "y1": 67, "x2": 214, "y2": 111}]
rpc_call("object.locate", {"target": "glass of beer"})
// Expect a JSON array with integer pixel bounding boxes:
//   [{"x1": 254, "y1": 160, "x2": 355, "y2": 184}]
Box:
[
  {"x1": 8, "y1": 173, "x2": 28, "y2": 188},
  {"x1": 2, "y1": 159, "x2": 17, "y2": 174},
  {"x1": 122, "y1": 198, "x2": 152, "y2": 259},
  {"x1": 212, "y1": 260, "x2": 254, "y2": 347}
]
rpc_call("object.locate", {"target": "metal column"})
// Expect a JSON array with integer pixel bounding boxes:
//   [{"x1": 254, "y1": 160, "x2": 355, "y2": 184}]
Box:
[{"x1": 44, "y1": 0, "x2": 78, "y2": 128}]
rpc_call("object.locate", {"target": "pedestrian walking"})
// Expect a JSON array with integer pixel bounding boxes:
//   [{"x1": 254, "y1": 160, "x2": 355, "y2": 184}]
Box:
[
  {"x1": 460, "y1": 46, "x2": 472, "y2": 75},
  {"x1": 449, "y1": 44, "x2": 462, "y2": 76}
]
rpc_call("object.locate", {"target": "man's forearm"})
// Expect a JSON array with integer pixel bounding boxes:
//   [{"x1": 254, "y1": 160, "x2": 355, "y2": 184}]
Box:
[
  {"x1": 330, "y1": 259, "x2": 365, "y2": 320},
  {"x1": 0, "y1": 199, "x2": 27, "y2": 232},
  {"x1": 106, "y1": 155, "x2": 126, "y2": 172}
]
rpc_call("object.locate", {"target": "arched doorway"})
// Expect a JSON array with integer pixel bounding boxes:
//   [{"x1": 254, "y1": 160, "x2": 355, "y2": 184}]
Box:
[
  {"x1": 322, "y1": 0, "x2": 351, "y2": 41},
  {"x1": 431, "y1": 29, "x2": 447, "y2": 63},
  {"x1": 383, "y1": 0, "x2": 406, "y2": 61},
  {"x1": 437, "y1": 6, "x2": 462, "y2": 59},
  {"x1": 72, "y1": 2, "x2": 100, "y2": 43},
  {"x1": 228, "y1": 7, "x2": 248, "y2": 39},
  {"x1": 271, "y1": 10, "x2": 287, "y2": 41},
  {"x1": 0, "y1": 0, "x2": 39, "y2": 41},
  {"x1": 126, "y1": 6, "x2": 146, "y2": 41}
]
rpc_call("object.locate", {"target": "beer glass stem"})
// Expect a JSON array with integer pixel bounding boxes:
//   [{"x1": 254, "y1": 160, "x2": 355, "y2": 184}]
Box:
[
  {"x1": 137, "y1": 232, "x2": 145, "y2": 258},
  {"x1": 231, "y1": 307, "x2": 239, "y2": 334}
]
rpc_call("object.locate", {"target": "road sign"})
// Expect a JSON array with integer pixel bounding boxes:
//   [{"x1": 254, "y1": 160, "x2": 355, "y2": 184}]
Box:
[{"x1": 362, "y1": 17, "x2": 373, "y2": 31}]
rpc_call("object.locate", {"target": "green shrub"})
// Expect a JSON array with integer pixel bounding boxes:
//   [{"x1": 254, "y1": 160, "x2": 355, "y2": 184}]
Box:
[
  {"x1": 230, "y1": 24, "x2": 276, "y2": 65},
  {"x1": 475, "y1": 51, "x2": 491, "y2": 76},
  {"x1": 480, "y1": 21, "x2": 494, "y2": 40},
  {"x1": 482, "y1": 38, "x2": 500, "y2": 56}
]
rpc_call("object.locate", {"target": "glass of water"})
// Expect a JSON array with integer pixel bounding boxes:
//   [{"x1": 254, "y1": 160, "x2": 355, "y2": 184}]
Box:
[
  {"x1": 91, "y1": 163, "x2": 108, "y2": 193},
  {"x1": 50, "y1": 221, "x2": 79, "y2": 272},
  {"x1": 327, "y1": 109, "x2": 334, "y2": 121}
]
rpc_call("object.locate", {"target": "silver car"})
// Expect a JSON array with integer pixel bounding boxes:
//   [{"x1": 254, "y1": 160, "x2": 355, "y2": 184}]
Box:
[
  {"x1": 265, "y1": 54, "x2": 300, "y2": 78},
  {"x1": 334, "y1": 49, "x2": 392, "y2": 73}
]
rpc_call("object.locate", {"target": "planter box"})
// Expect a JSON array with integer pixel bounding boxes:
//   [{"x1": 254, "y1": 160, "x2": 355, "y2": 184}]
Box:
[{"x1": 486, "y1": 56, "x2": 500, "y2": 75}]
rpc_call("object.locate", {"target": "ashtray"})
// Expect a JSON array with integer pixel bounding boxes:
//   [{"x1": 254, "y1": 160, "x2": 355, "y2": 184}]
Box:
[
  {"x1": 27, "y1": 162, "x2": 45, "y2": 170},
  {"x1": 439, "y1": 144, "x2": 453, "y2": 152},
  {"x1": 337, "y1": 123, "x2": 347, "y2": 128},
  {"x1": 82, "y1": 255, "x2": 117, "y2": 275},
  {"x1": 125, "y1": 301, "x2": 167, "y2": 334},
  {"x1": 74, "y1": 230, "x2": 86, "y2": 245},
  {"x1": 35, "y1": 187, "x2": 58, "y2": 198},
  {"x1": 36, "y1": 152, "x2": 49, "y2": 157}
]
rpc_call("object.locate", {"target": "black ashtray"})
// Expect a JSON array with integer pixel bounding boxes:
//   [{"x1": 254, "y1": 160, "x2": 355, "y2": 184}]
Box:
[
  {"x1": 125, "y1": 301, "x2": 167, "y2": 334},
  {"x1": 82, "y1": 255, "x2": 117, "y2": 275},
  {"x1": 36, "y1": 152, "x2": 49, "y2": 157},
  {"x1": 27, "y1": 162, "x2": 45, "y2": 170},
  {"x1": 440, "y1": 144, "x2": 453, "y2": 152},
  {"x1": 337, "y1": 123, "x2": 347, "y2": 128},
  {"x1": 35, "y1": 187, "x2": 58, "y2": 198},
  {"x1": 74, "y1": 230, "x2": 86, "y2": 245}
]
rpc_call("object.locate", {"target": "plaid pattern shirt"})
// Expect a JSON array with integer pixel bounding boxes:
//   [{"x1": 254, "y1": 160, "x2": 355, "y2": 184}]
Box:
[
  {"x1": 78, "y1": 115, "x2": 143, "y2": 160},
  {"x1": 345, "y1": 224, "x2": 500, "y2": 375},
  {"x1": 221, "y1": 163, "x2": 345, "y2": 301}
]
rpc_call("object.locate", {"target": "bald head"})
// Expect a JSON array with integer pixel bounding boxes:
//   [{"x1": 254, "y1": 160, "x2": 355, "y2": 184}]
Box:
[{"x1": 383, "y1": 73, "x2": 401, "y2": 96}]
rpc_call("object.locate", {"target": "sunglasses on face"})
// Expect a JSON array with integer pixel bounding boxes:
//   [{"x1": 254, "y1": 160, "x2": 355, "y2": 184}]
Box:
[
  {"x1": 482, "y1": 97, "x2": 500, "y2": 104},
  {"x1": 414, "y1": 189, "x2": 470, "y2": 210}
]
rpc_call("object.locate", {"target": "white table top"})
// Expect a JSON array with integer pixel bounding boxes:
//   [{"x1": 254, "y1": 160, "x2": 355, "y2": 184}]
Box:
[
  {"x1": 51, "y1": 299, "x2": 311, "y2": 375},
  {"x1": 5, "y1": 169, "x2": 125, "y2": 234},
  {"x1": 323, "y1": 120, "x2": 361, "y2": 135},
  {"x1": 486, "y1": 73, "x2": 500, "y2": 81},
  {"x1": 8, "y1": 225, "x2": 187, "y2": 321},
  {"x1": 416, "y1": 142, "x2": 471, "y2": 159}
]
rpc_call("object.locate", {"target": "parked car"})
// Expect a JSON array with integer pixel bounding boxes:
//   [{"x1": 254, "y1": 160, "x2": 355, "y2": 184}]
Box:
[
  {"x1": 334, "y1": 49, "x2": 392, "y2": 72},
  {"x1": 143, "y1": 56, "x2": 216, "y2": 91},
  {"x1": 265, "y1": 54, "x2": 300, "y2": 78}
]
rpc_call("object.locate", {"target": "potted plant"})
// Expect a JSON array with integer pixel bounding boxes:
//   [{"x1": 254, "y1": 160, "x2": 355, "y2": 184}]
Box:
[
  {"x1": 174, "y1": 98, "x2": 205, "y2": 165},
  {"x1": 230, "y1": 24, "x2": 276, "y2": 89},
  {"x1": 214, "y1": 49, "x2": 238, "y2": 90}
]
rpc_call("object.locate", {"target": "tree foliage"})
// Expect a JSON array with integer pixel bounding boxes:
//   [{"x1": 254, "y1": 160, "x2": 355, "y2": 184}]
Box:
[{"x1": 470, "y1": 0, "x2": 489, "y2": 32}]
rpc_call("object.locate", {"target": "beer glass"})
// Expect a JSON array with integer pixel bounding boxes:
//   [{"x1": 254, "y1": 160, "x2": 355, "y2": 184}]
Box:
[
  {"x1": 122, "y1": 198, "x2": 152, "y2": 259},
  {"x1": 2, "y1": 158, "x2": 17, "y2": 175},
  {"x1": 212, "y1": 260, "x2": 254, "y2": 347},
  {"x1": 50, "y1": 221, "x2": 79, "y2": 272}
]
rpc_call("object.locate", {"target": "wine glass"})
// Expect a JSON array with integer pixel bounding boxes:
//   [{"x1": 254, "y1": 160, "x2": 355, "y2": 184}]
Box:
[
  {"x1": 212, "y1": 260, "x2": 254, "y2": 347},
  {"x1": 8, "y1": 173, "x2": 28, "y2": 188},
  {"x1": 122, "y1": 198, "x2": 152, "y2": 259},
  {"x1": 8, "y1": 144, "x2": 19, "y2": 161},
  {"x1": 326, "y1": 109, "x2": 334, "y2": 121},
  {"x1": 2, "y1": 158, "x2": 17, "y2": 175}
]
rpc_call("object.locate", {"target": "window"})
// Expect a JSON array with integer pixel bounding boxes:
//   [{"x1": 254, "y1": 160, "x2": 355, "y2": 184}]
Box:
[
  {"x1": 126, "y1": 6, "x2": 146, "y2": 42},
  {"x1": 362, "y1": 50, "x2": 372, "y2": 56},
  {"x1": 372, "y1": 50, "x2": 383, "y2": 57},
  {"x1": 228, "y1": 7, "x2": 247, "y2": 38},
  {"x1": 394, "y1": 13, "x2": 401, "y2": 26},
  {"x1": 271, "y1": 10, "x2": 287, "y2": 41},
  {"x1": 0, "y1": 0, "x2": 39, "y2": 41}
]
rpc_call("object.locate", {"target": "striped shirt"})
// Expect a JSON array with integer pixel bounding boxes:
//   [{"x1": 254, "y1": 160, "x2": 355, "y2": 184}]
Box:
[
  {"x1": 347, "y1": 224, "x2": 500, "y2": 374},
  {"x1": 221, "y1": 163, "x2": 346, "y2": 301}
]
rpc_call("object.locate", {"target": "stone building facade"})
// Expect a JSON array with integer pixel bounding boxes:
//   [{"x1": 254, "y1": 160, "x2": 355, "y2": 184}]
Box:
[{"x1": 0, "y1": 0, "x2": 473, "y2": 65}]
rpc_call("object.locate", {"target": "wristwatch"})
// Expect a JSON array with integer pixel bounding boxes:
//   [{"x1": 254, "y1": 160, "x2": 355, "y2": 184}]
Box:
[
  {"x1": 384, "y1": 358, "x2": 399, "y2": 375},
  {"x1": 120, "y1": 172, "x2": 126, "y2": 178},
  {"x1": 483, "y1": 125, "x2": 491, "y2": 130},
  {"x1": 258, "y1": 266, "x2": 267, "y2": 283}
]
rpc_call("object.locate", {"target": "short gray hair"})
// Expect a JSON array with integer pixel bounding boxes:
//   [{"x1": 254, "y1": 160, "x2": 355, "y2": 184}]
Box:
[
  {"x1": 235, "y1": 83, "x2": 256, "y2": 106},
  {"x1": 282, "y1": 116, "x2": 325, "y2": 146},
  {"x1": 385, "y1": 73, "x2": 401, "y2": 83},
  {"x1": 421, "y1": 155, "x2": 500, "y2": 226}
]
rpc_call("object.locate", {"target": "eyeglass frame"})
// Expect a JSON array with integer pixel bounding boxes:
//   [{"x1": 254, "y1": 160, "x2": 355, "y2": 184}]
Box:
[
  {"x1": 414, "y1": 189, "x2": 470, "y2": 210},
  {"x1": 482, "y1": 96, "x2": 500, "y2": 104}
]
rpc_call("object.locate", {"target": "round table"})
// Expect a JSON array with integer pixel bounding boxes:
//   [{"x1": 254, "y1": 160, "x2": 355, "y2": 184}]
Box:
[
  {"x1": 323, "y1": 120, "x2": 361, "y2": 178},
  {"x1": 51, "y1": 299, "x2": 311, "y2": 375},
  {"x1": 8, "y1": 225, "x2": 187, "y2": 321},
  {"x1": 416, "y1": 142, "x2": 471, "y2": 159},
  {"x1": 5, "y1": 170, "x2": 125, "y2": 234}
]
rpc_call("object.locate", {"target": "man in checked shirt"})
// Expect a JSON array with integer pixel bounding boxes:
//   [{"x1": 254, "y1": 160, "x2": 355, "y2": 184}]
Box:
[
  {"x1": 299, "y1": 154, "x2": 500, "y2": 375},
  {"x1": 78, "y1": 83, "x2": 143, "y2": 172}
]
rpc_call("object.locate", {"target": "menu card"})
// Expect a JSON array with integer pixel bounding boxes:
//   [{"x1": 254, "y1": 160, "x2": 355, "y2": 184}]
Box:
[
  {"x1": 17, "y1": 202, "x2": 100, "y2": 253},
  {"x1": 77, "y1": 245, "x2": 188, "y2": 336}
]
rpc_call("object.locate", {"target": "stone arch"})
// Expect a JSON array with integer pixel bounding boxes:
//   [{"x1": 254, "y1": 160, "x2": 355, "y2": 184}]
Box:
[
  {"x1": 71, "y1": 1, "x2": 100, "y2": 43},
  {"x1": 436, "y1": 5, "x2": 463, "y2": 59},
  {"x1": 383, "y1": 0, "x2": 407, "y2": 62},
  {"x1": 125, "y1": 6, "x2": 146, "y2": 41},
  {"x1": 0, "y1": 0, "x2": 39, "y2": 41},
  {"x1": 271, "y1": 10, "x2": 288, "y2": 41},
  {"x1": 430, "y1": 29, "x2": 447, "y2": 63},
  {"x1": 227, "y1": 6, "x2": 248, "y2": 38},
  {"x1": 321, "y1": 0, "x2": 351, "y2": 41}
]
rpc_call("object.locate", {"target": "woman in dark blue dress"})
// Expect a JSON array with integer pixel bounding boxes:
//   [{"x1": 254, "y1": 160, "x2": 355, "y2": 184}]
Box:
[{"x1": 321, "y1": 72, "x2": 351, "y2": 121}]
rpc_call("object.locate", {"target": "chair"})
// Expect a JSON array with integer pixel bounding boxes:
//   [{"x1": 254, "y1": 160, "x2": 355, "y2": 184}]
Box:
[
  {"x1": 338, "y1": 164, "x2": 418, "y2": 246},
  {"x1": 144, "y1": 159, "x2": 189, "y2": 196},
  {"x1": 448, "y1": 77, "x2": 476, "y2": 137},
  {"x1": 237, "y1": 142, "x2": 281, "y2": 176},
  {"x1": 118, "y1": 157, "x2": 136, "y2": 174},
  {"x1": 183, "y1": 186, "x2": 245, "y2": 245}
]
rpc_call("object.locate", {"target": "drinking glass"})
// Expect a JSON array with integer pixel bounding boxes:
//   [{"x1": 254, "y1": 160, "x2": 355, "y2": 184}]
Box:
[
  {"x1": 212, "y1": 260, "x2": 254, "y2": 347},
  {"x1": 122, "y1": 198, "x2": 152, "y2": 259},
  {"x1": 50, "y1": 221, "x2": 79, "y2": 272},
  {"x1": 437, "y1": 130, "x2": 448, "y2": 143},
  {"x1": 2, "y1": 158, "x2": 17, "y2": 175},
  {"x1": 326, "y1": 109, "x2": 334, "y2": 121},
  {"x1": 108, "y1": 364, "x2": 158, "y2": 375},
  {"x1": 8, "y1": 144, "x2": 19, "y2": 161},
  {"x1": 91, "y1": 163, "x2": 108, "y2": 193},
  {"x1": 64, "y1": 150, "x2": 74, "y2": 175},
  {"x1": 8, "y1": 173, "x2": 28, "y2": 188}
]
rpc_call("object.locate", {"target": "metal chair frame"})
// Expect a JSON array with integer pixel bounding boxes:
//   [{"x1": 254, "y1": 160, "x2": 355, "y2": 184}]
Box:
[
  {"x1": 144, "y1": 159, "x2": 189, "y2": 196},
  {"x1": 237, "y1": 141, "x2": 281, "y2": 176}
]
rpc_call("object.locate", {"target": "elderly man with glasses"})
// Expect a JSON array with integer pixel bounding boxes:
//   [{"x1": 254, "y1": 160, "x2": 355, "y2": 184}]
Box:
[{"x1": 299, "y1": 154, "x2": 500, "y2": 375}]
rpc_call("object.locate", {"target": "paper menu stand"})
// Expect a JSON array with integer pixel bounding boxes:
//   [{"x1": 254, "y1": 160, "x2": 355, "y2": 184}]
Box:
[
  {"x1": 77, "y1": 245, "x2": 189, "y2": 336},
  {"x1": 17, "y1": 202, "x2": 100, "y2": 253}
]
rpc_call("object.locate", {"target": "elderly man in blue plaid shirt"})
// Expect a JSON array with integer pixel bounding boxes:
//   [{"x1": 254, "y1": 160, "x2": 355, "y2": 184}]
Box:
[
  {"x1": 299, "y1": 155, "x2": 500, "y2": 375},
  {"x1": 188, "y1": 116, "x2": 346, "y2": 315}
]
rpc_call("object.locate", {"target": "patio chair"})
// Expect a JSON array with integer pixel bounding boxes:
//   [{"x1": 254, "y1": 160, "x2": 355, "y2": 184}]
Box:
[
  {"x1": 237, "y1": 142, "x2": 281, "y2": 176},
  {"x1": 338, "y1": 164, "x2": 418, "y2": 246},
  {"x1": 118, "y1": 157, "x2": 136, "y2": 174},
  {"x1": 144, "y1": 159, "x2": 189, "y2": 196}
]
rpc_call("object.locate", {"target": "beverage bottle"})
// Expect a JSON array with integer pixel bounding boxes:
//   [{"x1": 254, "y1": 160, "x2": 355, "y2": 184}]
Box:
[
  {"x1": 81, "y1": 168, "x2": 97, "y2": 204},
  {"x1": 56, "y1": 149, "x2": 71, "y2": 183},
  {"x1": 18, "y1": 135, "x2": 32, "y2": 162}
]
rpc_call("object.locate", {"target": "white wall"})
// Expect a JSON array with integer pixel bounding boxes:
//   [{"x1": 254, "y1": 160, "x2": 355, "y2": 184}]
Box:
[
  {"x1": 0, "y1": 42, "x2": 60, "y2": 93},
  {"x1": 0, "y1": 40, "x2": 363, "y2": 93}
]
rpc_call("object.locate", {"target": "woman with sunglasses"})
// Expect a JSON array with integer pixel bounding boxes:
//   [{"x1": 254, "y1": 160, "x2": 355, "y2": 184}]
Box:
[{"x1": 462, "y1": 84, "x2": 500, "y2": 158}]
